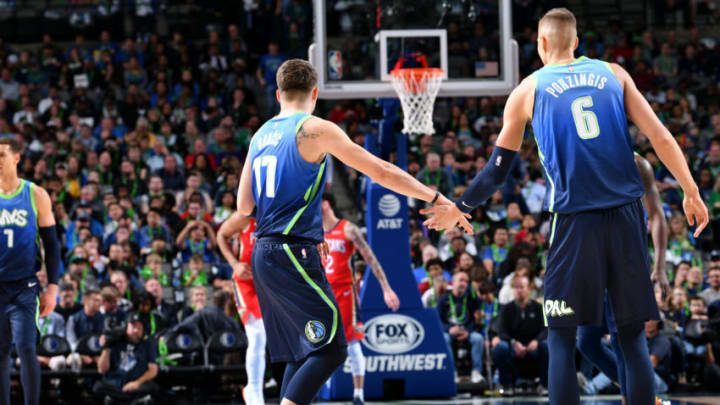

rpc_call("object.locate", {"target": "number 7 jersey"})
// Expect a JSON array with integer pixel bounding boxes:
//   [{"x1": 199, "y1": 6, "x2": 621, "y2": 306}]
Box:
[
  {"x1": 248, "y1": 112, "x2": 328, "y2": 243},
  {"x1": 531, "y1": 56, "x2": 644, "y2": 214}
]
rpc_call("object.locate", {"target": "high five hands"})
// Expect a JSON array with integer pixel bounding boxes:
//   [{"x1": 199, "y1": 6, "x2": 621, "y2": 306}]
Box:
[{"x1": 420, "y1": 195, "x2": 474, "y2": 235}]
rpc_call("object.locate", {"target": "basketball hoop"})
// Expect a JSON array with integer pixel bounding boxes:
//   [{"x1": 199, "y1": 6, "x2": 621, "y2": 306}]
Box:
[{"x1": 390, "y1": 67, "x2": 443, "y2": 135}]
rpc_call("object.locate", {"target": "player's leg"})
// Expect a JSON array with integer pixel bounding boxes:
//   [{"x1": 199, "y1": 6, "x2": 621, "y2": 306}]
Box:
[
  {"x1": 244, "y1": 314, "x2": 267, "y2": 405},
  {"x1": 544, "y1": 211, "x2": 606, "y2": 405},
  {"x1": 0, "y1": 296, "x2": 12, "y2": 405},
  {"x1": 281, "y1": 341, "x2": 347, "y2": 405},
  {"x1": 7, "y1": 283, "x2": 40, "y2": 405},
  {"x1": 347, "y1": 340, "x2": 365, "y2": 403},
  {"x1": 577, "y1": 324, "x2": 619, "y2": 384},
  {"x1": 548, "y1": 326, "x2": 579, "y2": 404},
  {"x1": 607, "y1": 200, "x2": 660, "y2": 405},
  {"x1": 609, "y1": 332, "x2": 628, "y2": 402}
]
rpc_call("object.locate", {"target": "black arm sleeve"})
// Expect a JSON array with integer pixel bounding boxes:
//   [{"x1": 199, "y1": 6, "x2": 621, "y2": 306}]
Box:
[
  {"x1": 39, "y1": 225, "x2": 61, "y2": 285},
  {"x1": 455, "y1": 146, "x2": 518, "y2": 213}
]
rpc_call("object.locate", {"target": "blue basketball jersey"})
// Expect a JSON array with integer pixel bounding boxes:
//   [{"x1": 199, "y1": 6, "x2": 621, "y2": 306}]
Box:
[
  {"x1": 249, "y1": 112, "x2": 327, "y2": 243},
  {"x1": 0, "y1": 179, "x2": 41, "y2": 281},
  {"x1": 532, "y1": 56, "x2": 644, "y2": 214}
]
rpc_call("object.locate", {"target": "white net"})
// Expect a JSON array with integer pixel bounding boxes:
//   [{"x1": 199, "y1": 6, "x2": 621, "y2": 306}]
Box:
[{"x1": 390, "y1": 68, "x2": 444, "y2": 135}]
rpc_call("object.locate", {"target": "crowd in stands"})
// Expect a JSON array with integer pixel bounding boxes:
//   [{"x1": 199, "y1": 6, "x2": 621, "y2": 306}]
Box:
[{"x1": 0, "y1": 0, "x2": 719, "y2": 403}]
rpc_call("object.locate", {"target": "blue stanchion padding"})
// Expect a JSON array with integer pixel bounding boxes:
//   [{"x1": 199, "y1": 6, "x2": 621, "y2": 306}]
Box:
[{"x1": 319, "y1": 180, "x2": 456, "y2": 400}]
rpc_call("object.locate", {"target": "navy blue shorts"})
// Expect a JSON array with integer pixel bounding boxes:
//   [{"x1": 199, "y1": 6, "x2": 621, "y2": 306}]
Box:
[
  {"x1": 0, "y1": 276, "x2": 40, "y2": 353},
  {"x1": 543, "y1": 200, "x2": 659, "y2": 329},
  {"x1": 252, "y1": 236, "x2": 347, "y2": 363}
]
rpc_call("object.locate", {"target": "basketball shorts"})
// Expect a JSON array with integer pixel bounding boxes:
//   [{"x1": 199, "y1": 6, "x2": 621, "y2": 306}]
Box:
[
  {"x1": 331, "y1": 283, "x2": 364, "y2": 343},
  {"x1": 231, "y1": 275, "x2": 263, "y2": 325},
  {"x1": 543, "y1": 199, "x2": 659, "y2": 329},
  {"x1": 252, "y1": 236, "x2": 347, "y2": 363},
  {"x1": 0, "y1": 276, "x2": 40, "y2": 352}
]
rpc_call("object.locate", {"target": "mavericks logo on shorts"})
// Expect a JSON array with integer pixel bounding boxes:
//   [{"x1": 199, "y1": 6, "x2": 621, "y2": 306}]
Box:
[
  {"x1": 544, "y1": 299, "x2": 575, "y2": 318},
  {"x1": 305, "y1": 320, "x2": 326, "y2": 343}
]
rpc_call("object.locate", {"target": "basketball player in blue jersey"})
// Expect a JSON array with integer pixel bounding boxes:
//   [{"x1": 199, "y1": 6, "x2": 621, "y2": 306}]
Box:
[
  {"x1": 421, "y1": 8, "x2": 708, "y2": 405},
  {"x1": 0, "y1": 138, "x2": 62, "y2": 405},
  {"x1": 236, "y1": 59, "x2": 453, "y2": 405}
]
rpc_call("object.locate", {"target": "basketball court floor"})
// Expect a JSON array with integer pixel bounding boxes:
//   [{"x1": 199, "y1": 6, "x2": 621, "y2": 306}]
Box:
[{"x1": 205, "y1": 396, "x2": 720, "y2": 405}]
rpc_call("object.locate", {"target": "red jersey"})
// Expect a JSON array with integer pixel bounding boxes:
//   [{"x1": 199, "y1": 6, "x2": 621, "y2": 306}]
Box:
[
  {"x1": 323, "y1": 219, "x2": 355, "y2": 285},
  {"x1": 232, "y1": 218, "x2": 261, "y2": 324},
  {"x1": 239, "y1": 218, "x2": 257, "y2": 264}
]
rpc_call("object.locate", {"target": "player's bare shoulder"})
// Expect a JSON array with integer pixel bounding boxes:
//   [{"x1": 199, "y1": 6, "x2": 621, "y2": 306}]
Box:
[
  {"x1": 296, "y1": 116, "x2": 336, "y2": 164},
  {"x1": 31, "y1": 183, "x2": 55, "y2": 226}
]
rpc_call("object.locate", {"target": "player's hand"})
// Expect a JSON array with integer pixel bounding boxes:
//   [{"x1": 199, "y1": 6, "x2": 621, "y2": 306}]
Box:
[
  {"x1": 317, "y1": 241, "x2": 329, "y2": 262},
  {"x1": 39, "y1": 283, "x2": 58, "y2": 318},
  {"x1": 420, "y1": 203, "x2": 473, "y2": 235},
  {"x1": 651, "y1": 266, "x2": 671, "y2": 303},
  {"x1": 682, "y1": 191, "x2": 709, "y2": 237},
  {"x1": 383, "y1": 288, "x2": 400, "y2": 312},
  {"x1": 232, "y1": 262, "x2": 252, "y2": 280},
  {"x1": 122, "y1": 381, "x2": 141, "y2": 392}
]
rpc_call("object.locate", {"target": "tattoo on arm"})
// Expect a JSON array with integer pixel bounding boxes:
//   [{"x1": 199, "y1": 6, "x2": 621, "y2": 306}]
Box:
[
  {"x1": 297, "y1": 124, "x2": 325, "y2": 164},
  {"x1": 346, "y1": 224, "x2": 390, "y2": 289}
]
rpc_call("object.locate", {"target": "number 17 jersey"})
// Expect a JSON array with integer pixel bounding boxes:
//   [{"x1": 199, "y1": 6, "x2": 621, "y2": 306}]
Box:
[
  {"x1": 532, "y1": 56, "x2": 644, "y2": 214},
  {"x1": 248, "y1": 112, "x2": 328, "y2": 243}
]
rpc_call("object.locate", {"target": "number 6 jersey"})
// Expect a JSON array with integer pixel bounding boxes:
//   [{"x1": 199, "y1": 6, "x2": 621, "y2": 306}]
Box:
[
  {"x1": 531, "y1": 56, "x2": 644, "y2": 214},
  {"x1": 248, "y1": 112, "x2": 328, "y2": 243}
]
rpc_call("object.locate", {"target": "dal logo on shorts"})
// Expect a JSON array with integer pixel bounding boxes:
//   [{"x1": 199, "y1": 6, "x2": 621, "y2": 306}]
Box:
[
  {"x1": 363, "y1": 314, "x2": 424, "y2": 354},
  {"x1": 305, "y1": 320, "x2": 326, "y2": 343}
]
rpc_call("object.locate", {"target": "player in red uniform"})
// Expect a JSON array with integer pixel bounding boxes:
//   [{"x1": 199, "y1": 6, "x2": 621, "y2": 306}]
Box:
[
  {"x1": 321, "y1": 194, "x2": 400, "y2": 405},
  {"x1": 217, "y1": 212, "x2": 266, "y2": 405}
]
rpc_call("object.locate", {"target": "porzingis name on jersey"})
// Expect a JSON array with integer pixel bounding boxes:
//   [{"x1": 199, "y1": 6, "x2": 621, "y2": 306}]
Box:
[
  {"x1": 544, "y1": 73, "x2": 609, "y2": 99},
  {"x1": 0, "y1": 208, "x2": 29, "y2": 227}
]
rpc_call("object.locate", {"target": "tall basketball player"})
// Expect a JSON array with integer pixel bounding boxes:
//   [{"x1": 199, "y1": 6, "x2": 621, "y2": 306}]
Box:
[
  {"x1": 421, "y1": 8, "x2": 708, "y2": 405},
  {"x1": 216, "y1": 212, "x2": 265, "y2": 405},
  {"x1": 321, "y1": 193, "x2": 400, "y2": 405},
  {"x1": 237, "y1": 59, "x2": 453, "y2": 405},
  {"x1": 0, "y1": 138, "x2": 62, "y2": 405}
]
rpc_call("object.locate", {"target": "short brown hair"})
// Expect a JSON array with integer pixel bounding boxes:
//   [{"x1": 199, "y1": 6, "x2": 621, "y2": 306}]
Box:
[
  {"x1": 101, "y1": 286, "x2": 120, "y2": 301},
  {"x1": 276, "y1": 59, "x2": 318, "y2": 98},
  {"x1": 0, "y1": 137, "x2": 21, "y2": 153},
  {"x1": 538, "y1": 8, "x2": 577, "y2": 50}
]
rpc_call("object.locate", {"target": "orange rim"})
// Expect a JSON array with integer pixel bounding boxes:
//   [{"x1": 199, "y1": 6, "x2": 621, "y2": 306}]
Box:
[{"x1": 390, "y1": 68, "x2": 444, "y2": 93}]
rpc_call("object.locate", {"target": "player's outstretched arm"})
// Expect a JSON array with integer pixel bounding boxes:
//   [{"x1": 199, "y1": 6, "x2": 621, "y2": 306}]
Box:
[
  {"x1": 237, "y1": 154, "x2": 255, "y2": 216},
  {"x1": 34, "y1": 184, "x2": 60, "y2": 317},
  {"x1": 217, "y1": 212, "x2": 252, "y2": 279},
  {"x1": 344, "y1": 221, "x2": 400, "y2": 311},
  {"x1": 635, "y1": 155, "x2": 670, "y2": 298},
  {"x1": 300, "y1": 117, "x2": 449, "y2": 206},
  {"x1": 613, "y1": 63, "x2": 709, "y2": 236},
  {"x1": 420, "y1": 76, "x2": 534, "y2": 233}
]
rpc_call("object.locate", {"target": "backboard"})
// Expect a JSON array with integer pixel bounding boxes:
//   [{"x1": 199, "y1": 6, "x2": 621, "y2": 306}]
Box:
[{"x1": 309, "y1": 0, "x2": 518, "y2": 99}]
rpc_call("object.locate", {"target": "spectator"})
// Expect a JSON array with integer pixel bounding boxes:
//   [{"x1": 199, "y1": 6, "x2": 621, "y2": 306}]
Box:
[
  {"x1": 100, "y1": 286, "x2": 126, "y2": 329},
  {"x1": 416, "y1": 152, "x2": 454, "y2": 198},
  {"x1": 179, "y1": 285, "x2": 208, "y2": 321},
  {"x1": 645, "y1": 320, "x2": 672, "y2": 394},
  {"x1": 144, "y1": 278, "x2": 178, "y2": 326},
  {"x1": 418, "y1": 258, "x2": 447, "y2": 296},
  {"x1": 422, "y1": 275, "x2": 448, "y2": 308},
  {"x1": 183, "y1": 255, "x2": 208, "y2": 287},
  {"x1": 686, "y1": 266, "x2": 706, "y2": 297},
  {"x1": 698, "y1": 267, "x2": 720, "y2": 306},
  {"x1": 482, "y1": 227, "x2": 510, "y2": 275},
  {"x1": 139, "y1": 208, "x2": 172, "y2": 249},
  {"x1": 110, "y1": 270, "x2": 134, "y2": 313},
  {"x1": 154, "y1": 154, "x2": 185, "y2": 191},
  {"x1": 94, "y1": 313, "x2": 159, "y2": 404},
  {"x1": 256, "y1": 41, "x2": 286, "y2": 116},
  {"x1": 438, "y1": 272, "x2": 484, "y2": 383},
  {"x1": 413, "y1": 244, "x2": 452, "y2": 285},
  {"x1": 683, "y1": 297, "x2": 709, "y2": 359},
  {"x1": 66, "y1": 289, "x2": 104, "y2": 367},
  {"x1": 492, "y1": 275, "x2": 548, "y2": 394},
  {"x1": 176, "y1": 220, "x2": 217, "y2": 263},
  {"x1": 55, "y1": 282, "x2": 82, "y2": 322}
]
